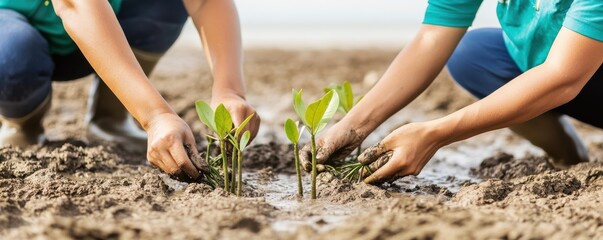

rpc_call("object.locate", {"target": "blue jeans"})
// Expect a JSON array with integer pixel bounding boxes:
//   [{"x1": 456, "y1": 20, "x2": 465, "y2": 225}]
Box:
[
  {"x1": 447, "y1": 28, "x2": 603, "y2": 129},
  {"x1": 0, "y1": 0, "x2": 188, "y2": 118}
]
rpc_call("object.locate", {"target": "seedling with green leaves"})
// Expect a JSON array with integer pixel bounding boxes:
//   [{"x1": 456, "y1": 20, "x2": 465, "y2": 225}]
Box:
[
  {"x1": 228, "y1": 119, "x2": 252, "y2": 197},
  {"x1": 195, "y1": 100, "x2": 253, "y2": 195},
  {"x1": 324, "y1": 81, "x2": 364, "y2": 116},
  {"x1": 291, "y1": 89, "x2": 339, "y2": 199},
  {"x1": 284, "y1": 119, "x2": 305, "y2": 197}
]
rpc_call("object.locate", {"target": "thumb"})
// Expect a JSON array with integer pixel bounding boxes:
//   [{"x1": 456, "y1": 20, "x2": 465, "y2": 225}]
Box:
[{"x1": 315, "y1": 138, "x2": 336, "y2": 164}]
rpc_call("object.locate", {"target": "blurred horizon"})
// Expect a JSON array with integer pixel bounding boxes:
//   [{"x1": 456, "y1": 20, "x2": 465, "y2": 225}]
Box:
[{"x1": 177, "y1": 0, "x2": 501, "y2": 49}]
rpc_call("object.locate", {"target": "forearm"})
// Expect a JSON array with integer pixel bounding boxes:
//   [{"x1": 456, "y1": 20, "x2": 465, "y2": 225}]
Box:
[
  {"x1": 431, "y1": 65, "x2": 582, "y2": 146},
  {"x1": 53, "y1": 0, "x2": 175, "y2": 129},
  {"x1": 185, "y1": 0, "x2": 245, "y2": 98},
  {"x1": 344, "y1": 25, "x2": 466, "y2": 135}
]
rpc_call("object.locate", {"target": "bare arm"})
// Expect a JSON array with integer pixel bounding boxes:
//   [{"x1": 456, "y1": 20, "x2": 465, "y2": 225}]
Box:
[
  {"x1": 344, "y1": 25, "x2": 466, "y2": 136},
  {"x1": 363, "y1": 28, "x2": 603, "y2": 183},
  {"x1": 183, "y1": 0, "x2": 260, "y2": 139},
  {"x1": 52, "y1": 0, "x2": 200, "y2": 178}
]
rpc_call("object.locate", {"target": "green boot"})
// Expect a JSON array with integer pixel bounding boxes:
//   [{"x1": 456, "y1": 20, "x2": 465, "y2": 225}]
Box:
[
  {"x1": 0, "y1": 95, "x2": 51, "y2": 148},
  {"x1": 510, "y1": 112, "x2": 589, "y2": 169},
  {"x1": 85, "y1": 48, "x2": 164, "y2": 152}
]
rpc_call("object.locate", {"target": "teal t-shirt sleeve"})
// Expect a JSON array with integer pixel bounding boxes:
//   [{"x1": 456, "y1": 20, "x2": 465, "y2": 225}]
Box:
[
  {"x1": 563, "y1": 0, "x2": 603, "y2": 42},
  {"x1": 423, "y1": 0, "x2": 484, "y2": 28}
]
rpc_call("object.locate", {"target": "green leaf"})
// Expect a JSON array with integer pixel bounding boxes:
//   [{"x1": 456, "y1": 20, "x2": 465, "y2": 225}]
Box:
[
  {"x1": 292, "y1": 89, "x2": 307, "y2": 125},
  {"x1": 240, "y1": 131, "x2": 251, "y2": 150},
  {"x1": 214, "y1": 104, "x2": 233, "y2": 139},
  {"x1": 315, "y1": 90, "x2": 340, "y2": 134},
  {"x1": 343, "y1": 81, "x2": 354, "y2": 112},
  {"x1": 284, "y1": 118, "x2": 300, "y2": 144},
  {"x1": 234, "y1": 113, "x2": 255, "y2": 139},
  {"x1": 305, "y1": 90, "x2": 339, "y2": 135},
  {"x1": 195, "y1": 100, "x2": 216, "y2": 132}
]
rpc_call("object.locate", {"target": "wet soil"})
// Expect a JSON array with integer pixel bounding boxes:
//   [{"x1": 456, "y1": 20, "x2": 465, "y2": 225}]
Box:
[{"x1": 1, "y1": 49, "x2": 603, "y2": 239}]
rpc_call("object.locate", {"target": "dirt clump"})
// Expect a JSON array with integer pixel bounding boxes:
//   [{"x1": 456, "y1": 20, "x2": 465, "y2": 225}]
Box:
[{"x1": 470, "y1": 152, "x2": 556, "y2": 181}]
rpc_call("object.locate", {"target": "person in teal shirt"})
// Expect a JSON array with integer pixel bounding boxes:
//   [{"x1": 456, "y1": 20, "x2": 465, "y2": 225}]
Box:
[
  {"x1": 300, "y1": 0, "x2": 603, "y2": 183},
  {"x1": 0, "y1": 0, "x2": 260, "y2": 180}
]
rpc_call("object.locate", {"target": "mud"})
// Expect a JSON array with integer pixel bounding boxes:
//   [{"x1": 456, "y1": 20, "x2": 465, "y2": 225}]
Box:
[{"x1": 1, "y1": 49, "x2": 603, "y2": 239}]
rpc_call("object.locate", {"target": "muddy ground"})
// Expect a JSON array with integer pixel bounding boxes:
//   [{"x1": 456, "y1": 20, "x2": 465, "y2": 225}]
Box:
[{"x1": 1, "y1": 48, "x2": 603, "y2": 239}]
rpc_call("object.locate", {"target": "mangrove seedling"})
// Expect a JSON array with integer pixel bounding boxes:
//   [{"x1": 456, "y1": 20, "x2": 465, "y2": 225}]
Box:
[
  {"x1": 194, "y1": 101, "x2": 234, "y2": 193},
  {"x1": 228, "y1": 115, "x2": 253, "y2": 197},
  {"x1": 292, "y1": 89, "x2": 339, "y2": 199},
  {"x1": 324, "y1": 81, "x2": 364, "y2": 115},
  {"x1": 284, "y1": 119, "x2": 305, "y2": 197}
]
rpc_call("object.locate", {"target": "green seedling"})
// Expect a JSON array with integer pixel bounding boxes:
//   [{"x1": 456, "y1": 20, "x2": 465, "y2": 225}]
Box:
[
  {"x1": 202, "y1": 137, "x2": 223, "y2": 188},
  {"x1": 291, "y1": 89, "x2": 339, "y2": 199},
  {"x1": 324, "y1": 81, "x2": 364, "y2": 115},
  {"x1": 284, "y1": 119, "x2": 305, "y2": 197},
  {"x1": 228, "y1": 115, "x2": 253, "y2": 197},
  {"x1": 195, "y1": 100, "x2": 254, "y2": 195}
]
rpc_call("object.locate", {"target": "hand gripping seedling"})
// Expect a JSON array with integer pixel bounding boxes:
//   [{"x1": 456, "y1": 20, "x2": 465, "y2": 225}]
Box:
[{"x1": 321, "y1": 81, "x2": 372, "y2": 183}]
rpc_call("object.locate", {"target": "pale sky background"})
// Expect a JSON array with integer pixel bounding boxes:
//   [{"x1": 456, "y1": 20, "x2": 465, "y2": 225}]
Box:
[{"x1": 179, "y1": 0, "x2": 501, "y2": 49}]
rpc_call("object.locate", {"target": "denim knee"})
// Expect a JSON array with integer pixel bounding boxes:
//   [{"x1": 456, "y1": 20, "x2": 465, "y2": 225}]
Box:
[
  {"x1": 0, "y1": 9, "x2": 53, "y2": 118},
  {"x1": 118, "y1": 0, "x2": 189, "y2": 52},
  {"x1": 446, "y1": 28, "x2": 520, "y2": 99}
]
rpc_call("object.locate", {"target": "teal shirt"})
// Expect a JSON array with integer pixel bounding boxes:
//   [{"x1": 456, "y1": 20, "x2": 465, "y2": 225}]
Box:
[
  {"x1": 0, "y1": 0, "x2": 122, "y2": 55},
  {"x1": 423, "y1": 0, "x2": 603, "y2": 71}
]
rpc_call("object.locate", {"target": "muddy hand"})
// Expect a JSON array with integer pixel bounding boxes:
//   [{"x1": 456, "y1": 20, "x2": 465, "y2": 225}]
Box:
[
  {"x1": 145, "y1": 113, "x2": 201, "y2": 180},
  {"x1": 299, "y1": 125, "x2": 365, "y2": 172},
  {"x1": 360, "y1": 123, "x2": 442, "y2": 185},
  {"x1": 357, "y1": 144, "x2": 393, "y2": 180}
]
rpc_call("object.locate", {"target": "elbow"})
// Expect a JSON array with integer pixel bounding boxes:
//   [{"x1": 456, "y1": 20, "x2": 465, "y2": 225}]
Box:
[
  {"x1": 51, "y1": 0, "x2": 76, "y2": 18},
  {"x1": 183, "y1": 0, "x2": 208, "y2": 16},
  {"x1": 541, "y1": 63, "x2": 590, "y2": 105},
  {"x1": 557, "y1": 83, "x2": 582, "y2": 105}
]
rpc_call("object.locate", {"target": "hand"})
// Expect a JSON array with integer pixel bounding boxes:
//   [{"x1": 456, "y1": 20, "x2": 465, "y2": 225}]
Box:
[
  {"x1": 299, "y1": 120, "x2": 367, "y2": 172},
  {"x1": 145, "y1": 112, "x2": 201, "y2": 179},
  {"x1": 211, "y1": 92, "x2": 261, "y2": 141},
  {"x1": 359, "y1": 122, "x2": 443, "y2": 184}
]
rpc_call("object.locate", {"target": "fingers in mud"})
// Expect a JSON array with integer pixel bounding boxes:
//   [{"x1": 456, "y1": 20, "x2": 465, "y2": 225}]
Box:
[
  {"x1": 358, "y1": 143, "x2": 387, "y2": 165},
  {"x1": 360, "y1": 152, "x2": 392, "y2": 179}
]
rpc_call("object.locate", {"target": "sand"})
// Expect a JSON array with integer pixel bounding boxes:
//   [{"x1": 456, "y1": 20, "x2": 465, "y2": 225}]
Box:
[{"x1": 1, "y1": 49, "x2": 602, "y2": 239}]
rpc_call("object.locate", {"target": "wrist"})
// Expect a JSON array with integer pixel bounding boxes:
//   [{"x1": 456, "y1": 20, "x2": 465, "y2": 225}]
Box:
[
  {"x1": 212, "y1": 86, "x2": 246, "y2": 100},
  {"x1": 422, "y1": 117, "x2": 459, "y2": 148},
  {"x1": 140, "y1": 108, "x2": 177, "y2": 131},
  {"x1": 339, "y1": 112, "x2": 376, "y2": 139}
]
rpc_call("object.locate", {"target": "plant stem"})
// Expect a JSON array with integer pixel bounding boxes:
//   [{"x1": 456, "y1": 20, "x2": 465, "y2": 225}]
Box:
[
  {"x1": 311, "y1": 135, "x2": 317, "y2": 199},
  {"x1": 355, "y1": 146, "x2": 362, "y2": 159},
  {"x1": 205, "y1": 138, "x2": 212, "y2": 164},
  {"x1": 294, "y1": 144, "x2": 303, "y2": 197},
  {"x1": 237, "y1": 149, "x2": 242, "y2": 196},
  {"x1": 219, "y1": 140, "x2": 229, "y2": 192},
  {"x1": 231, "y1": 148, "x2": 237, "y2": 193}
]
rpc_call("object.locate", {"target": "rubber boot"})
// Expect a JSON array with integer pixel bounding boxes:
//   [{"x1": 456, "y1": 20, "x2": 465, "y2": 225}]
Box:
[
  {"x1": 510, "y1": 112, "x2": 589, "y2": 169},
  {"x1": 0, "y1": 95, "x2": 51, "y2": 148},
  {"x1": 85, "y1": 48, "x2": 164, "y2": 152}
]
